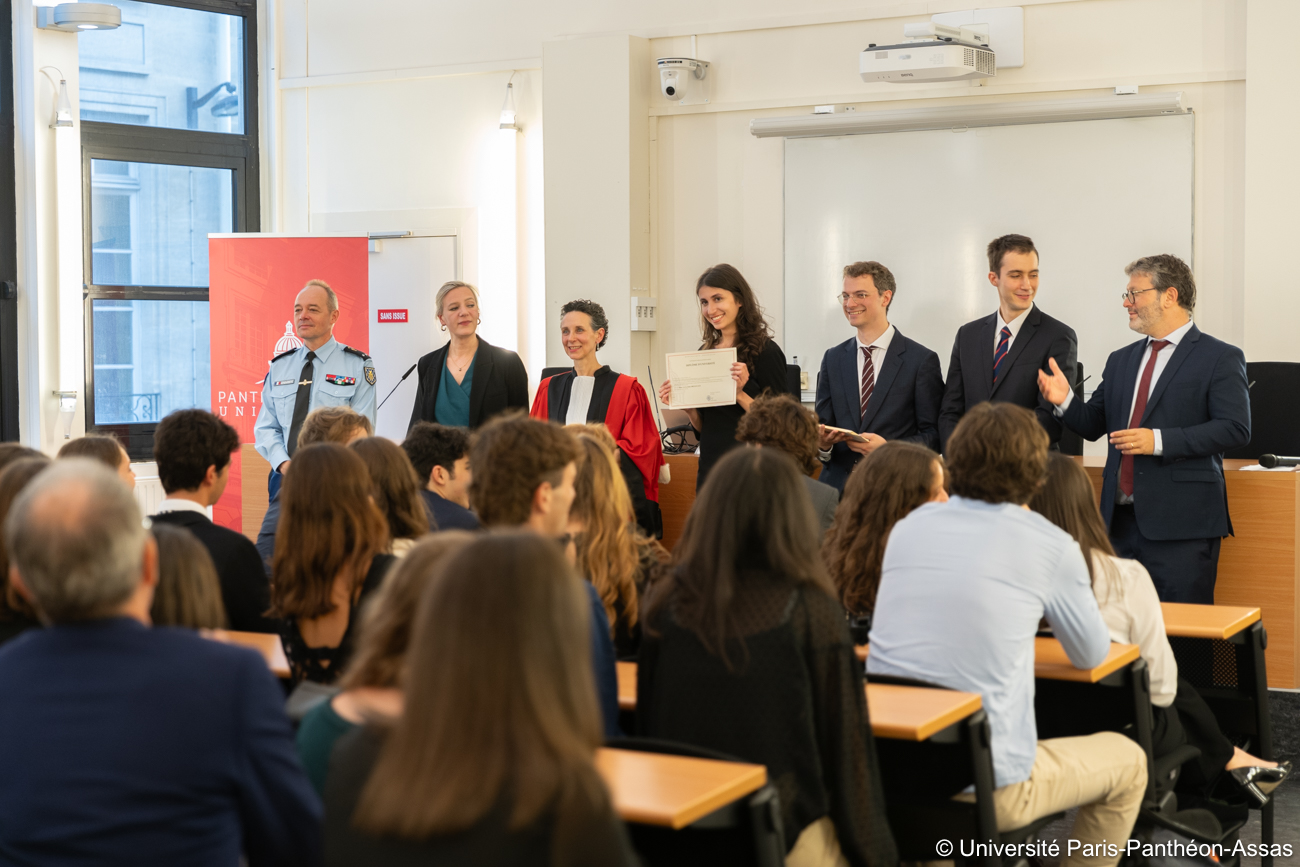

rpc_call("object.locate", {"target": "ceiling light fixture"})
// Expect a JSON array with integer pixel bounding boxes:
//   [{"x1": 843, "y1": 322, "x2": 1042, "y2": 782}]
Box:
[{"x1": 36, "y1": 3, "x2": 122, "y2": 32}]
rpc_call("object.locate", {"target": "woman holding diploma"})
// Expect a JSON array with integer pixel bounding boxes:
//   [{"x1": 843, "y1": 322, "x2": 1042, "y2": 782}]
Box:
[
  {"x1": 531, "y1": 299, "x2": 666, "y2": 538},
  {"x1": 658, "y1": 264, "x2": 787, "y2": 487}
]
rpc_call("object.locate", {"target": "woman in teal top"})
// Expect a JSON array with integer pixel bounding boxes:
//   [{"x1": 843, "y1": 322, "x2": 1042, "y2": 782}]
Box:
[
  {"x1": 296, "y1": 532, "x2": 475, "y2": 794},
  {"x1": 407, "y1": 281, "x2": 529, "y2": 431}
]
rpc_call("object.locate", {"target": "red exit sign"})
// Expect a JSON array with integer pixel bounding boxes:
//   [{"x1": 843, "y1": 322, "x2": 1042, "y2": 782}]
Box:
[{"x1": 377, "y1": 309, "x2": 408, "y2": 323}]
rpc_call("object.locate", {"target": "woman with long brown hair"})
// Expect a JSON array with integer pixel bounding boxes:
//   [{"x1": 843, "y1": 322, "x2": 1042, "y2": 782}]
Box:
[
  {"x1": 149, "y1": 524, "x2": 228, "y2": 629},
  {"x1": 323, "y1": 532, "x2": 635, "y2": 865},
  {"x1": 270, "y1": 443, "x2": 394, "y2": 685},
  {"x1": 1030, "y1": 453, "x2": 1289, "y2": 805},
  {"x1": 822, "y1": 441, "x2": 947, "y2": 623},
  {"x1": 297, "y1": 532, "x2": 474, "y2": 795},
  {"x1": 349, "y1": 437, "x2": 428, "y2": 557},
  {"x1": 565, "y1": 425, "x2": 668, "y2": 658},
  {"x1": 658, "y1": 264, "x2": 788, "y2": 488},
  {"x1": 638, "y1": 447, "x2": 896, "y2": 867}
]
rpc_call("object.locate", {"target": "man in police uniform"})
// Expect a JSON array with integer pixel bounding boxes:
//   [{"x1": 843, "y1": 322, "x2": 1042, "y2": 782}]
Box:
[{"x1": 254, "y1": 279, "x2": 376, "y2": 485}]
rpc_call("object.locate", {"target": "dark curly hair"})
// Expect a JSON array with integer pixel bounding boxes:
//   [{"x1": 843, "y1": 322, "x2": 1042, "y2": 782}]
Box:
[
  {"x1": 469, "y1": 412, "x2": 583, "y2": 528},
  {"x1": 153, "y1": 410, "x2": 240, "y2": 494},
  {"x1": 560, "y1": 299, "x2": 609, "y2": 350},
  {"x1": 947, "y1": 402, "x2": 1047, "y2": 505},
  {"x1": 402, "y1": 422, "x2": 470, "y2": 484},
  {"x1": 695, "y1": 264, "x2": 773, "y2": 371},
  {"x1": 734, "y1": 394, "x2": 820, "y2": 476}
]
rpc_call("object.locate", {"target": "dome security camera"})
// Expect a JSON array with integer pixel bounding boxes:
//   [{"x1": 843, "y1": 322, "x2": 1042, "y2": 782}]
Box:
[{"x1": 657, "y1": 58, "x2": 708, "y2": 103}]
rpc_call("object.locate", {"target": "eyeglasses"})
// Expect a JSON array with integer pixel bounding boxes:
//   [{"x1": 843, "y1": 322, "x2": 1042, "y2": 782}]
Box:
[
  {"x1": 837, "y1": 292, "x2": 874, "y2": 305},
  {"x1": 1121, "y1": 288, "x2": 1158, "y2": 304}
]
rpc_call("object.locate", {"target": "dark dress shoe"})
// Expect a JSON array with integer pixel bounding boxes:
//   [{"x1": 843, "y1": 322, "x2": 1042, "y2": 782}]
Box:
[{"x1": 1228, "y1": 760, "x2": 1292, "y2": 806}]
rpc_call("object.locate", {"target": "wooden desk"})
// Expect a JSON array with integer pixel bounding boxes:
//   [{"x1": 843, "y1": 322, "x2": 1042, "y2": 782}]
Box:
[
  {"x1": 1161, "y1": 602, "x2": 1261, "y2": 640},
  {"x1": 855, "y1": 640, "x2": 1139, "y2": 684},
  {"x1": 222, "y1": 630, "x2": 291, "y2": 679},
  {"x1": 660, "y1": 454, "x2": 698, "y2": 550},
  {"x1": 617, "y1": 660, "x2": 637, "y2": 711},
  {"x1": 1081, "y1": 456, "x2": 1299, "y2": 687},
  {"x1": 867, "y1": 683, "x2": 982, "y2": 742},
  {"x1": 595, "y1": 747, "x2": 766, "y2": 829}
]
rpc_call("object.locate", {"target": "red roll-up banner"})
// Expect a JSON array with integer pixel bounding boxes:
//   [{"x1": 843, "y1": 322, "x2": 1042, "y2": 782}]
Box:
[{"x1": 208, "y1": 235, "x2": 369, "y2": 532}]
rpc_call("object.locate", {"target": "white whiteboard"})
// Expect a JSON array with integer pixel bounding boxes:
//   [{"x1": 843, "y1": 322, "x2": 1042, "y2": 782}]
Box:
[{"x1": 784, "y1": 114, "x2": 1194, "y2": 398}]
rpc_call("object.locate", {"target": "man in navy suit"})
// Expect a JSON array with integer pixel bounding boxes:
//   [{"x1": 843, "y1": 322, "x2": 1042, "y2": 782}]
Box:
[
  {"x1": 1039, "y1": 254, "x2": 1250, "y2": 602},
  {"x1": 0, "y1": 460, "x2": 322, "y2": 865},
  {"x1": 815, "y1": 261, "x2": 944, "y2": 491},
  {"x1": 939, "y1": 234, "x2": 1078, "y2": 451}
]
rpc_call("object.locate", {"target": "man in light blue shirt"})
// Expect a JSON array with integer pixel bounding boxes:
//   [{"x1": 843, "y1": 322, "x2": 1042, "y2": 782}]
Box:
[{"x1": 868, "y1": 402, "x2": 1146, "y2": 867}]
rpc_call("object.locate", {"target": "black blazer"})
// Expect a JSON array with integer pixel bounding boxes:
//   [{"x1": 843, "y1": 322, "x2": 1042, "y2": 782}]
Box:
[
  {"x1": 408, "y1": 337, "x2": 529, "y2": 431},
  {"x1": 149, "y1": 510, "x2": 276, "y2": 634},
  {"x1": 815, "y1": 329, "x2": 944, "y2": 491},
  {"x1": 939, "y1": 306, "x2": 1078, "y2": 451},
  {"x1": 1061, "y1": 325, "x2": 1250, "y2": 541}
]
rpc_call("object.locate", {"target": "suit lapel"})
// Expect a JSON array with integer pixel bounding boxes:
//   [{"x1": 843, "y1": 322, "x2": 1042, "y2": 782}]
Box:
[
  {"x1": 468, "y1": 339, "x2": 493, "y2": 426},
  {"x1": 977, "y1": 314, "x2": 996, "y2": 400},
  {"x1": 990, "y1": 307, "x2": 1040, "y2": 398},
  {"x1": 861, "y1": 331, "x2": 907, "y2": 431},
  {"x1": 836, "y1": 338, "x2": 863, "y2": 428},
  {"x1": 426, "y1": 344, "x2": 451, "y2": 417},
  {"x1": 1115, "y1": 338, "x2": 1146, "y2": 428},
  {"x1": 1141, "y1": 325, "x2": 1200, "y2": 425}
]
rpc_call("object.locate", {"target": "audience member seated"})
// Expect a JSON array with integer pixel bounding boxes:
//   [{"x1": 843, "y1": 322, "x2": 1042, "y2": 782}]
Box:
[
  {"x1": 821, "y1": 441, "x2": 947, "y2": 637},
  {"x1": 0, "y1": 443, "x2": 46, "y2": 475},
  {"x1": 150, "y1": 523, "x2": 228, "y2": 629},
  {"x1": 323, "y1": 532, "x2": 636, "y2": 866},
  {"x1": 350, "y1": 437, "x2": 429, "y2": 557},
  {"x1": 0, "y1": 456, "x2": 50, "y2": 645},
  {"x1": 735, "y1": 393, "x2": 840, "y2": 535},
  {"x1": 1030, "y1": 452, "x2": 1290, "y2": 805},
  {"x1": 257, "y1": 406, "x2": 373, "y2": 565},
  {"x1": 565, "y1": 425, "x2": 669, "y2": 659},
  {"x1": 867, "y1": 402, "x2": 1146, "y2": 867},
  {"x1": 470, "y1": 412, "x2": 620, "y2": 737},
  {"x1": 270, "y1": 443, "x2": 395, "y2": 686},
  {"x1": 0, "y1": 460, "x2": 321, "y2": 864},
  {"x1": 401, "y1": 421, "x2": 480, "y2": 531},
  {"x1": 297, "y1": 532, "x2": 473, "y2": 796},
  {"x1": 150, "y1": 409, "x2": 277, "y2": 633},
  {"x1": 56, "y1": 433, "x2": 135, "y2": 488},
  {"x1": 638, "y1": 447, "x2": 898, "y2": 867}
]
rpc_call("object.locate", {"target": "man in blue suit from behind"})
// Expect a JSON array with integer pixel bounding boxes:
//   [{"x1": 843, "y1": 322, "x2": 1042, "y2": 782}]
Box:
[
  {"x1": 0, "y1": 460, "x2": 322, "y2": 866},
  {"x1": 1039, "y1": 254, "x2": 1250, "y2": 603},
  {"x1": 816, "y1": 260, "x2": 944, "y2": 491}
]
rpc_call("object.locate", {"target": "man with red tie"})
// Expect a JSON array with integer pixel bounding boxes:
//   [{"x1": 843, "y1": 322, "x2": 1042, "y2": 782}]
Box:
[{"x1": 1038, "y1": 255, "x2": 1250, "y2": 603}]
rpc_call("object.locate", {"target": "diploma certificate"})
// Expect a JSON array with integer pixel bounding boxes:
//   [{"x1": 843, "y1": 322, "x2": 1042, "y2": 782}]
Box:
[{"x1": 665, "y1": 348, "x2": 738, "y2": 409}]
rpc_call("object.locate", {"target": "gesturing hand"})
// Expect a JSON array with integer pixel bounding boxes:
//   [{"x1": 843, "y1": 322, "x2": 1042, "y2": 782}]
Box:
[{"x1": 1037, "y1": 357, "x2": 1072, "y2": 406}]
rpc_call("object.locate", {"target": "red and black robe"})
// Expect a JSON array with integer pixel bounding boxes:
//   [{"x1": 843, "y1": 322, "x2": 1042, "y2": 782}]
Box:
[{"x1": 531, "y1": 366, "x2": 665, "y2": 538}]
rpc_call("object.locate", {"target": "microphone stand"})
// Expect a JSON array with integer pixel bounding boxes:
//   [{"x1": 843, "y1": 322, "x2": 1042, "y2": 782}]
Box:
[{"x1": 377, "y1": 363, "x2": 418, "y2": 411}]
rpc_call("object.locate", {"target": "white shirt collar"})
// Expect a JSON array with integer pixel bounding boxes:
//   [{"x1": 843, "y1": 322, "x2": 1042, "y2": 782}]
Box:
[
  {"x1": 155, "y1": 498, "x2": 211, "y2": 517},
  {"x1": 996, "y1": 302, "x2": 1034, "y2": 338},
  {"x1": 1150, "y1": 318, "x2": 1194, "y2": 347},
  {"x1": 856, "y1": 323, "x2": 896, "y2": 354}
]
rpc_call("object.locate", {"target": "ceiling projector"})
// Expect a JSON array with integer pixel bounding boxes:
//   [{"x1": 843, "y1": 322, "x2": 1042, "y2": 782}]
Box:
[{"x1": 860, "y1": 22, "x2": 995, "y2": 83}]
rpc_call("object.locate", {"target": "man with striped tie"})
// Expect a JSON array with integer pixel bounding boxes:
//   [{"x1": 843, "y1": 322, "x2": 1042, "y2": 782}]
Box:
[
  {"x1": 938, "y1": 234, "x2": 1078, "y2": 453},
  {"x1": 814, "y1": 261, "x2": 944, "y2": 492}
]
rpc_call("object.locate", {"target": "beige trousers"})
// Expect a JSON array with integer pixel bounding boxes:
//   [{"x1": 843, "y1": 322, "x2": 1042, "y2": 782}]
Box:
[
  {"x1": 786, "y1": 816, "x2": 849, "y2": 867},
  {"x1": 958, "y1": 732, "x2": 1147, "y2": 867}
]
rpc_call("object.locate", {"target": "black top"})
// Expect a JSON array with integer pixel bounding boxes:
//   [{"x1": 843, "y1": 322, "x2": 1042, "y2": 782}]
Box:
[
  {"x1": 323, "y1": 726, "x2": 637, "y2": 867},
  {"x1": 0, "y1": 612, "x2": 39, "y2": 648},
  {"x1": 281, "y1": 554, "x2": 396, "y2": 686},
  {"x1": 150, "y1": 509, "x2": 277, "y2": 633},
  {"x1": 637, "y1": 576, "x2": 897, "y2": 867},
  {"x1": 695, "y1": 339, "x2": 788, "y2": 487},
  {"x1": 408, "y1": 337, "x2": 529, "y2": 432},
  {"x1": 420, "y1": 489, "x2": 481, "y2": 532}
]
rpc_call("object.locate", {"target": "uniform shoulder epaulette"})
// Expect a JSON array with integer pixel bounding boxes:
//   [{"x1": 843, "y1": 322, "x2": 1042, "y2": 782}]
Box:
[
  {"x1": 343, "y1": 345, "x2": 372, "y2": 361},
  {"x1": 271, "y1": 347, "x2": 298, "y2": 362}
]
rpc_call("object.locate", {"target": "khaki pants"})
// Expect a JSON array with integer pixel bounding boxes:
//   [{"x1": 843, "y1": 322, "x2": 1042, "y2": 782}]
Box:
[
  {"x1": 786, "y1": 816, "x2": 849, "y2": 867},
  {"x1": 958, "y1": 732, "x2": 1147, "y2": 867}
]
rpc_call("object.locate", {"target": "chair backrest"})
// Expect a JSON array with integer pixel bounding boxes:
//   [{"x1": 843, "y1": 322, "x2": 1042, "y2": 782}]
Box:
[{"x1": 786, "y1": 364, "x2": 801, "y2": 398}]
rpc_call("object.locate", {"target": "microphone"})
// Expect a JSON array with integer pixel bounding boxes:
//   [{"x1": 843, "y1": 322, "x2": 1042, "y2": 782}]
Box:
[
  {"x1": 1258, "y1": 454, "x2": 1300, "y2": 469},
  {"x1": 377, "y1": 362, "x2": 418, "y2": 411}
]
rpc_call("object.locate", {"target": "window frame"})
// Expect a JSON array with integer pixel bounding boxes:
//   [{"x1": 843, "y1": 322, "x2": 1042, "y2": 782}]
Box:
[{"x1": 79, "y1": 0, "x2": 259, "y2": 460}]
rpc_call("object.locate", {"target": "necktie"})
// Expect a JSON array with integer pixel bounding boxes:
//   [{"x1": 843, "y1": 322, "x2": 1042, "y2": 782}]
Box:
[
  {"x1": 860, "y1": 346, "x2": 877, "y2": 421},
  {"x1": 285, "y1": 351, "x2": 317, "y2": 460},
  {"x1": 992, "y1": 326, "x2": 1012, "y2": 382},
  {"x1": 1119, "y1": 339, "x2": 1171, "y2": 497}
]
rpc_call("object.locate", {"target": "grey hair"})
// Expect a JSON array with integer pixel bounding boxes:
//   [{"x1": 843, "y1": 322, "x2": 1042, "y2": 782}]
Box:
[
  {"x1": 6, "y1": 460, "x2": 147, "y2": 623},
  {"x1": 302, "y1": 279, "x2": 339, "y2": 312},
  {"x1": 435, "y1": 281, "x2": 480, "y2": 317},
  {"x1": 1124, "y1": 254, "x2": 1196, "y2": 313}
]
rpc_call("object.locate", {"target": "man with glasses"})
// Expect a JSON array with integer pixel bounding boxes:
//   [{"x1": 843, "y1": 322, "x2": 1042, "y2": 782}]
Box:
[
  {"x1": 814, "y1": 261, "x2": 944, "y2": 491},
  {"x1": 939, "y1": 234, "x2": 1079, "y2": 452},
  {"x1": 1038, "y1": 255, "x2": 1249, "y2": 602}
]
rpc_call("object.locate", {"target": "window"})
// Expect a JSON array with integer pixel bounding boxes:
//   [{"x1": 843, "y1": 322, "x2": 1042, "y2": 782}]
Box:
[{"x1": 80, "y1": 0, "x2": 257, "y2": 458}]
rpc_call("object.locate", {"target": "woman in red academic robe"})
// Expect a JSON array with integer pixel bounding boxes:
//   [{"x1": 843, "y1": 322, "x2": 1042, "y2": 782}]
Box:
[{"x1": 531, "y1": 299, "x2": 666, "y2": 538}]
